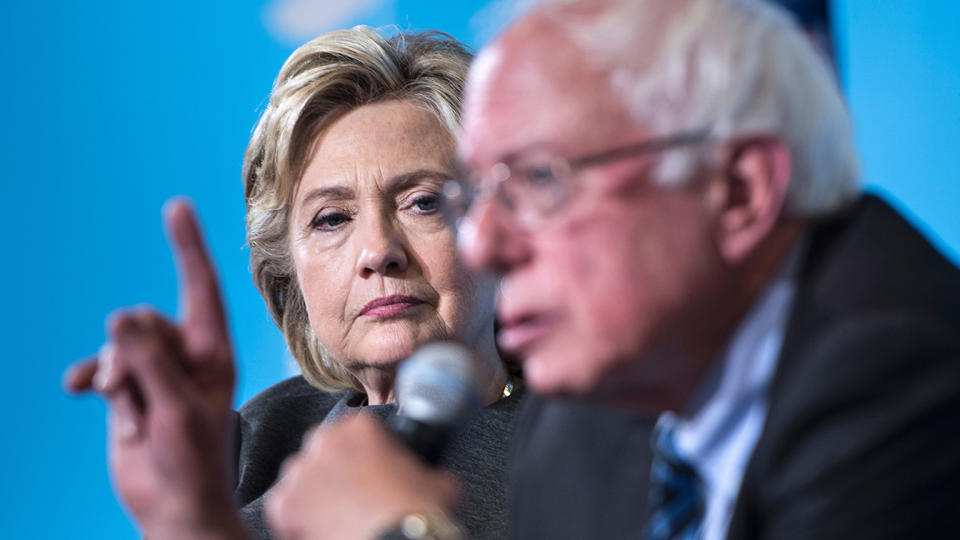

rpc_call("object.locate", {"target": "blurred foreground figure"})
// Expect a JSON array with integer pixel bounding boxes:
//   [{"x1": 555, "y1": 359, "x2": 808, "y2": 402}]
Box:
[{"x1": 265, "y1": 1, "x2": 960, "y2": 539}]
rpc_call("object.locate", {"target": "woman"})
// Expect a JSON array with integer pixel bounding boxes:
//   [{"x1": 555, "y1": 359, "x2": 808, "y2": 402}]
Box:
[
  {"x1": 66, "y1": 27, "x2": 520, "y2": 540},
  {"x1": 236, "y1": 27, "x2": 521, "y2": 538}
]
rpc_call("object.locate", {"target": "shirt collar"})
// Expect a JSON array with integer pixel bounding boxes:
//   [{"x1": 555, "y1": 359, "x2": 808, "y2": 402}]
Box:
[{"x1": 666, "y1": 235, "x2": 806, "y2": 471}]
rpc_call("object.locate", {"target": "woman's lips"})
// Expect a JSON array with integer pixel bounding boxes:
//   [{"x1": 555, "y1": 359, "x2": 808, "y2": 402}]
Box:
[{"x1": 359, "y1": 295, "x2": 425, "y2": 318}]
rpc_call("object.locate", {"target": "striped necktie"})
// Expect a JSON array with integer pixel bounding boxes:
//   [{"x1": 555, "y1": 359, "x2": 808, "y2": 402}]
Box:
[{"x1": 644, "y1": 424, "x2": 705, "y2": 540}]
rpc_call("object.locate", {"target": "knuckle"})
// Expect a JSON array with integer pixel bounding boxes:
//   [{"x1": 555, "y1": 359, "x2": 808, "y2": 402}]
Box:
[
  {"x1": 266, "y1": 477, "x2": 300, "y2": 527},
  {"x1": 278, "y1": 453, "x2": 303, "y2": 482},
  {"x1": 132, "y1": 308, "x2": 165, "y2": 331},
  {"x1": 132, "y1": 304, "x2": 154, "y2": 317},
  {"x1": 265, "y1": 489, "x2": 287, "y2": 523},
  {"x1": 304, "y1": 424, "x2": 328, "y2": 452},
  {"x1": 150, "y1": 313, "x2": 179, "y2": 337},
  {"x1": 107, "y1": 309, "x2": 138, "y2": 337}
]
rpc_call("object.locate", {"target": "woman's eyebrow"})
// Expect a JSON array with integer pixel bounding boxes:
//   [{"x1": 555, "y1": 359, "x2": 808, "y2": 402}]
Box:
[
  {"x1": 297, "y1": 170, "x2": 451, "y2": 209},
  {"x1": 386, "y1": 169, "x2": 453, "y2": 191},
  {"x1": 297, "y1": 185, "x2": 354, "y2": 210}
]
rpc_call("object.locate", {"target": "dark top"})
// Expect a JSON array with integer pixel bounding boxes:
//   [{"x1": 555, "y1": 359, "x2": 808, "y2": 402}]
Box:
[
  {"x1": 508, "y1": 194, "x2": 960, "y2": 539},
  {"x1": 508, "y1": 396, "x2": 655, "y2": 539},
  {"x1": 233, "y1": 375, "x2": 524, "y2": 540}
]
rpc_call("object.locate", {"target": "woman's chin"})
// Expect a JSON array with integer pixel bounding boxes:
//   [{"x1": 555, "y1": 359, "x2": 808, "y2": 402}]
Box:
[
  {"x1": 353, "y1": 338, "x2": 426, "y2": 368},
  {"x1": 365, "y1": 324, "x2": 446, "y2": 361},
  {"x1": 330, "y1": 320, "x2": 450, "y2": 375}
]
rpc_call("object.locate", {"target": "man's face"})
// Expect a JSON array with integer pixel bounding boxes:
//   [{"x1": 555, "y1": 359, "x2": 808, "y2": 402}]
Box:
[{"x1": 459, "y1": 22, "x2": 725, "y2": 409}]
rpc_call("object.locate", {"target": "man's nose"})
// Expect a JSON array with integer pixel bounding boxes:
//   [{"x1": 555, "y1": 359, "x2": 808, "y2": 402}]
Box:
[
  {"x1": 458, "y1": 196, "x2": 529, "y2": 274},
  {"x1": 356, "y1": 214, "x2": 408, "y2": 277}
]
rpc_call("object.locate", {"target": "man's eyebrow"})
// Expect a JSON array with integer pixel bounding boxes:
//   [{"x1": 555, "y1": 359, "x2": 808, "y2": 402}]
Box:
[{"x1": 456, "y1": 142, "x2": 569, "y2": 176}]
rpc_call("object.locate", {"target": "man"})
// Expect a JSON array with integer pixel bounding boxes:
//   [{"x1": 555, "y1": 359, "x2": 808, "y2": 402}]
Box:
[
  {"x1": 492, "y1": 0, "x2": 839, "y2": 538},
  {"x1": 266, "y1": 1, "x2": 960, "y2": 538}
]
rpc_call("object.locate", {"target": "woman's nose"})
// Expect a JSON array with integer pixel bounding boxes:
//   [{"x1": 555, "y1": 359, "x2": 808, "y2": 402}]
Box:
[{"x1": 355, "y1": 215, "x2": 409, "y2": 278}]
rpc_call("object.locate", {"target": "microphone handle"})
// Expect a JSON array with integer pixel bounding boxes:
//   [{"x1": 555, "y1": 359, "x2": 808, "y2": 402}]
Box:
[{"x1": 387, "y1": 414, "x2": 452, "y2": 466}]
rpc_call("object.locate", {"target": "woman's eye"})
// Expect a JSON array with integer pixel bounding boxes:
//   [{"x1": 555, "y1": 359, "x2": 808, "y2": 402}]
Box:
[
  {"x1": 310, "y1": 211, "x2": 351, "y2": 230},
  {"x1": 411, "y1": 194, "x2": 441, "y2": 213}
]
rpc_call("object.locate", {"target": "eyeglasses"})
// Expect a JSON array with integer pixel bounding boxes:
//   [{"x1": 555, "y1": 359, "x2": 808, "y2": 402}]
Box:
[{"x1": 444, "y1": 130, "x2": 710, "y2": 230}]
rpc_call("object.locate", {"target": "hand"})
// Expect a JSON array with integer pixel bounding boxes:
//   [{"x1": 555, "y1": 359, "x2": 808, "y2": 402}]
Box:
[
  {"x1": 266, "y1": 414, "x2": 461, "y2": 540},
  {"x1": 64, "y1": 199, "x2": 248, "y2": 540}
]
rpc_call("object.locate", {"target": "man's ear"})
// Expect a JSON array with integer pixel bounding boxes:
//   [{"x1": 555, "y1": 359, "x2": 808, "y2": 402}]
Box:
[{"x1": 709, "y1": 136, "x2": 792, "y2": 263}]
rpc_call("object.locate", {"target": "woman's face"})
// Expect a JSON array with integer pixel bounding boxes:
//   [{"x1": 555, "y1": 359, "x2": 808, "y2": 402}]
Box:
[{"x1": 289, "y1": 99, "x2": 496, "y2": 393}]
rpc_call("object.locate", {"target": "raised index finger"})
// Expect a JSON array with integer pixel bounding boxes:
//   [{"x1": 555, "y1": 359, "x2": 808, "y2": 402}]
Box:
[{"x1": 163, "y1": 198, "x2": 229, "y2": 357}]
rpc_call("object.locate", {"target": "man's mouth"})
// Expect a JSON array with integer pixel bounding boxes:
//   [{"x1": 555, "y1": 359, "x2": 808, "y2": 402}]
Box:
[{"x1": 497, "y1": 312, "x2": 560, "y2": 352}]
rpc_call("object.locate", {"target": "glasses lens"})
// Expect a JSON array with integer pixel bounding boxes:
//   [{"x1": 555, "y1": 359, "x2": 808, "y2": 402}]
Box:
[
  {"x1": 442, "y1": 179, "x2": 472, "y2": 219},
  {"x1": 508, "y1": 158, "x2": 569, "y2": 220}
]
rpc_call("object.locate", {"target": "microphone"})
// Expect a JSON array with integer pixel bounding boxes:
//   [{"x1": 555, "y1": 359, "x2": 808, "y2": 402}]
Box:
[{"x1": 388, "y1": 341, "x2": 486, "y2": 465}]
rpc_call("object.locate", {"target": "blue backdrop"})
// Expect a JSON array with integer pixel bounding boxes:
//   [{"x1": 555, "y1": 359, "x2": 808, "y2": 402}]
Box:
[{"x1": 2, "y1": 1, "x2": 957, "y2": 537}]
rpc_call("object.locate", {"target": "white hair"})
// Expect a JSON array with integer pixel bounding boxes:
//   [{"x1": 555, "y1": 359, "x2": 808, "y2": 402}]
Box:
[{"x1": 546, "y1": 0, "x2": 859, "y2": 216}]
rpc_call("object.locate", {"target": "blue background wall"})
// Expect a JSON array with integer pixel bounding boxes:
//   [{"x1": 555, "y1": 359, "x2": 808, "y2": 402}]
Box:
[{"x1": 1, "y1": 1, "x2": 956, "y2": 537}]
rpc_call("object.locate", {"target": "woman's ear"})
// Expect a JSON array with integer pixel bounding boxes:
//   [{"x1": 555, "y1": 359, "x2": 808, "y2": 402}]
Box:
[{"x1": 711, "y1": 136, "x2": 793, "y2": 264}]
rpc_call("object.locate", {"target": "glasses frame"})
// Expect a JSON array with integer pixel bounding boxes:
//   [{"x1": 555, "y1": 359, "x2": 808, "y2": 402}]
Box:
[{"x1": 446, "y1": 129, "x2": 711, "y2": 230}]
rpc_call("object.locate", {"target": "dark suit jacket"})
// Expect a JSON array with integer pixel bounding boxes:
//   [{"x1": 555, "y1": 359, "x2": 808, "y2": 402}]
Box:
[
  {"x1": 508, "y1": 397, "x2": 655, "y2": 539},
  {"x1": 508, "y1": 195, "x2": 960, "y2": 539}
]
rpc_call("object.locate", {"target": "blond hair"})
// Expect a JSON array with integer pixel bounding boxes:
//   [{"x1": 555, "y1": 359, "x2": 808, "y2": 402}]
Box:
[{"x1": 242, "y1": 27, "x2": 472, "y2": 392}]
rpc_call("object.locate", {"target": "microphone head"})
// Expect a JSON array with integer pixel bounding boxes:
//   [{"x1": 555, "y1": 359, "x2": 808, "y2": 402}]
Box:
[{"x1": 395, "y1": 341, "x2": 485, "y2": 426}]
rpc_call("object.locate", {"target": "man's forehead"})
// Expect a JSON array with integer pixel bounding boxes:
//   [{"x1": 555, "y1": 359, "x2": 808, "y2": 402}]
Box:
[
  {"x1": 470, "y1": 15, "x2": 574, "y2": 95},
  {"x1": 461, "y1": 16, "x2": 640, "y2": 164}
]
